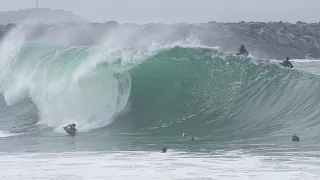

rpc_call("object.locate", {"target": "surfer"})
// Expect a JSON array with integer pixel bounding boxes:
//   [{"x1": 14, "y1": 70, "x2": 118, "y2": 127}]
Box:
[
  {"x1": 292, "y1": 134, "x2": 299, "y2": 142},
  {"x1": 182, "y1": 132, "x2": 187, "y2": 140},
  {"x1": 162, "y1": 147, "x2": 167, "y2": 153},
  {"x1": 65, "y1": 123, "x2": 77, "y2": 134},
  {"x1": 236, "y1": 45, "x2": 249, "y2": 57},
  {"x1": 280, "y1": 57, "x2": 293, "y2": 68}
]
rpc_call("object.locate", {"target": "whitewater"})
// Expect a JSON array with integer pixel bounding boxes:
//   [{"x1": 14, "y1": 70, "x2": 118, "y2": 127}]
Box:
[{"x1": 0, "y1": 23, "x2": 320, "y2": 180}]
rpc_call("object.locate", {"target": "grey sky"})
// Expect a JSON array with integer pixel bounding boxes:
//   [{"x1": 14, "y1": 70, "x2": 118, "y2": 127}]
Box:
[{"x1": 0, "y1": 0, "x2": 319, "y2": 23}]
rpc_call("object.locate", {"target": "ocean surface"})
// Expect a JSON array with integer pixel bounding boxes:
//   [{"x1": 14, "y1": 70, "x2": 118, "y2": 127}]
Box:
[{"x1": 0, "y1": 24, "x2": 320, "y2": 180}]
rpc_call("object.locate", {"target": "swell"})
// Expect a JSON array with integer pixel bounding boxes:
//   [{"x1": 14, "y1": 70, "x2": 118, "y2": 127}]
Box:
[{"x1": 1, "y1": 42, "x2": 320, "y2": 143}]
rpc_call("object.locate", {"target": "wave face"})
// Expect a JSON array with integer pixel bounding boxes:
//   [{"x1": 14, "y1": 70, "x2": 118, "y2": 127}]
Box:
[
  {"x1": 128, "y1": 47, "x2": 320, "y2": 143},
  {"x1": 0, "y1": 26, "x2": 320, "y2": 146}
]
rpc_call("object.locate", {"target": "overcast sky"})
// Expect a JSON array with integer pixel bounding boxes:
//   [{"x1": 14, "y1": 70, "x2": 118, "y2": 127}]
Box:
[{"x1": 0, "y1": 0, "x2": 319, "y2": 23}]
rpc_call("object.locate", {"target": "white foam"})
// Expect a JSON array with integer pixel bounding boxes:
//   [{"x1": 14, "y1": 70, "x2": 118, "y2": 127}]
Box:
[
  {"x1": 0, "y1": 131, "x2": 18, "y2": 138},
  {"x1": 0, "y1": 150, "x2": 319, "y2": 180},
  {"x1": 269, "y1": 58, "x2": 320, "y2": 63}
]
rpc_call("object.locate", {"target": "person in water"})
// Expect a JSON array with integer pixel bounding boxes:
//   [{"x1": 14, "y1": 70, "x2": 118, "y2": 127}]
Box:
[
  {"x1": 236, "y1": 45, "x2": 249, "y2": 57},
  {"x1": 182, "y1": 132, "x2": 187, "y2": 140},
  {"x1": 292, "y1": 134, "x2": 299, "y2": 142},
  {"x1": 162, "y1": 147, "x2": 167, "y2": 153},
  {"x1": 280, "y1": 57, "x2": 293, "y2": 68},
  {"x1": 67, "y1": 123, "x2": 77, "y2": 133}
]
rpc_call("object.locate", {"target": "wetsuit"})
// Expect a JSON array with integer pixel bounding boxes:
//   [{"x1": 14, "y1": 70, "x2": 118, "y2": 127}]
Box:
[
  {"x1": 67, "y1": 125, "x2": 76, "y2": 133},
  {"x1": 292, "y1": 135, "x2": 299, "y2": 142},
  {"x1": 280, "y1": 60, "x2": 293, "y2": 68},
  {"x1": 236, "y1": 46, "x2": 249, "y2": 56}
]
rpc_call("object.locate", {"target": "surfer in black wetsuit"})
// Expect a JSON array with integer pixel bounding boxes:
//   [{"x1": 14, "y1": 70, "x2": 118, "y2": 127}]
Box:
[
  {"x1": 236, "y1": 45, "x2": 249, "y2": 57},
  {"x1": 292, "y1": 134, "x2": 299, "y2": 142},
  {"x1": 162, "y1": 147, "x2": 167, "y2": 153},
  {"x1": 280, "y1": 57, "x2": 293, "y2": 68},
  {"x1": 67, "y1": 123, "x2": 76, "y2": 133}
]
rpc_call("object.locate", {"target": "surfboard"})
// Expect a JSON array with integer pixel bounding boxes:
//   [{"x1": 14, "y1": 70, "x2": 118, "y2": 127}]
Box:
[{"x1": 63, "y1": 126, "x2": 77, "y2": 136}]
